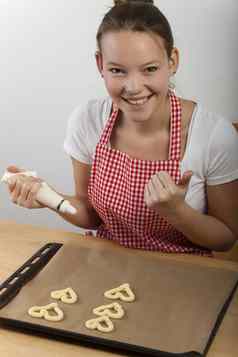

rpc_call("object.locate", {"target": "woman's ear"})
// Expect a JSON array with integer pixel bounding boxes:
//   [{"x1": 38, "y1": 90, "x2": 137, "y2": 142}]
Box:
[
  {"x1": 95, "y1": 51, "x2": 104, "y2": 77},
  {"x1": 168, "y1": 47, "x2": 179, "y2": 76}
]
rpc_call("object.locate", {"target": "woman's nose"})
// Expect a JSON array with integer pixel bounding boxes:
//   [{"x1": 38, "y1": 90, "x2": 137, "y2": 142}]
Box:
[{"x1": 123, "y1": 74, "x2": 143, "y2": 95}]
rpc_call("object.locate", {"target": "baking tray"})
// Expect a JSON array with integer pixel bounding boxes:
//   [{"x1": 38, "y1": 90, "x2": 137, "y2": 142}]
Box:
[{"x1": 0, "y1": 241, "x2": 237, "y2": 357}]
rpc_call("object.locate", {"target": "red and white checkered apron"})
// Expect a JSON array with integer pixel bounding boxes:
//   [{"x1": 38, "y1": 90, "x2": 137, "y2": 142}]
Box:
[{"x1": 88, "y1": 92, "x2": 211, "y2": 255}]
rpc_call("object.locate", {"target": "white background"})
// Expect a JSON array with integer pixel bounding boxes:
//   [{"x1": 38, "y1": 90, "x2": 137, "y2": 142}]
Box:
[{"x1": 1, "y1": 0, "x2": 237, "y2": 232}]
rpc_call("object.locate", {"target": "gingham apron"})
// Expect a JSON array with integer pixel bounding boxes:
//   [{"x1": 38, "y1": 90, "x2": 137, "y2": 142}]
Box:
[{"x1": 88, "y1": 92, "x2": 211, "y2": 255}]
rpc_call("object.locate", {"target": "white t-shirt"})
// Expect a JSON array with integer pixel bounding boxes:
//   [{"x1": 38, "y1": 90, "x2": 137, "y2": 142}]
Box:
[{"x1": 64, "y1": 97, "x2": 238, "y2": 214}]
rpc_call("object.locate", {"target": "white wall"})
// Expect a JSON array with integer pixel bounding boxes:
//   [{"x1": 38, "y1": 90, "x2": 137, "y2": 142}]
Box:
[{"x1": 1, "y1": 0, "x2": 237, "y2": 232}]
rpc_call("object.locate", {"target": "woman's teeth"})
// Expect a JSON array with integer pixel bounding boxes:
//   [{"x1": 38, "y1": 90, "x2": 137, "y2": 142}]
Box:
[{"x1": 124, "y1": 95, "x2": 153, "y2": 105}]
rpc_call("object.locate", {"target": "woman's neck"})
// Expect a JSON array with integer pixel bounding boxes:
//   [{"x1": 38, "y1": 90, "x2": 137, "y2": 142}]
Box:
[{"x1": 118, "y1": 94, "x2": 171, "y2": 136}]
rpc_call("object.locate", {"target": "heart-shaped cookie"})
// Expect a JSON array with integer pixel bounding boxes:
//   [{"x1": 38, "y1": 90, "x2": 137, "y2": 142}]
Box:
[
  {"x1": 28, "y1": 302, "x2": 64, "y2": 322},
  {"x1": 93, "y1": 302, "x2": 124, "y2": 319},
  {"x1": 50, "y1": 287, "x2": 77, "y2": 304},
  {"x1": 104, "y1": 283, "x2": 135, "y2": 302},
  {"x1": 85, "y1": 315, "x2": 114, "y2": 333}
]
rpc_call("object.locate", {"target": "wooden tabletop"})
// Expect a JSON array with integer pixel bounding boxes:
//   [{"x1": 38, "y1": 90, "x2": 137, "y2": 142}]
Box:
[{"x1": 0, "y1": 220, "x2": 238, "y2": 357}]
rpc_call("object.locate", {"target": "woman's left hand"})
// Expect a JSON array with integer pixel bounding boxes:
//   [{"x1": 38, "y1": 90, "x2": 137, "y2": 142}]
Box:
[{"x1": 144, "y1": 170, "x2": 193, "y2": 218}]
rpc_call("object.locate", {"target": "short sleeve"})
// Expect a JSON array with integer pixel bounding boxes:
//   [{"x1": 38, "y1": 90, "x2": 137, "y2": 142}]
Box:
[
  {"x1": 206, "y1": 119, "x2": 238, "y2": 185},
  {"x1": 63, "y1": 98, "x2": 111, "y2": 165},
  {"x1": 63, "y1": 105, "x2": 92, "y2": 164}
]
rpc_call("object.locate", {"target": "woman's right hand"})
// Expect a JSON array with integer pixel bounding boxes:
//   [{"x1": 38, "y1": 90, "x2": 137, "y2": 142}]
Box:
[{"x1": 6, "y1": 165, "x2": 45, "y2": 209}]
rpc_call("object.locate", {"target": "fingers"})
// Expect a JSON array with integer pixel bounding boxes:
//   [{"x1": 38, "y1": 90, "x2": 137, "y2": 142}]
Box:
[
  {"x1": 8, "y1": 176, "x2": 42, "y2": 209},
  {"x1": 7, "y1": 176, "x2": 18, "y2": 194},
  {"x1": 178, "y1": 170, "x2": 193, "y2": 186},
  {"x1": 145, "y1": 171, "x2": 173, "y2": 208},
  {"x1": 155, "y1": 171, "x2": 176, "y2": 194},
  {"x1": 10, "y1": 178, "x2": 22, "y2": 203},
  {"x1": 17, "y1": 181, "x2": 35, "y2": 206},
  {"x1": 150, "y1": 174, "x2": 166, "y2": 199},
  {"x1": 7, "y1": 165, "x2": 25, "y2": 174},
  {"x1": 145, "y1": 169, "x2": 193, "y2": 214},
  {"x1": 8, "y1": 175, "x2": 27, "y2": 193},
  {"x1": 26, "y1": 182, "x2": 42, "y2": 208}
]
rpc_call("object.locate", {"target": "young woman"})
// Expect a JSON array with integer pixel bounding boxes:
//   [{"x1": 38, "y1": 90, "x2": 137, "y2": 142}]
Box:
[{"x1": 7, "y1": 0, "x2": 238, "y2": 256}]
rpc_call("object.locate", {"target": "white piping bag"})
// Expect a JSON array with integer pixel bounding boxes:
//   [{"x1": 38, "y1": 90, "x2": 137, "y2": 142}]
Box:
[{"x1": 1, "y1": 170, "x2": 77, "y2": 215}]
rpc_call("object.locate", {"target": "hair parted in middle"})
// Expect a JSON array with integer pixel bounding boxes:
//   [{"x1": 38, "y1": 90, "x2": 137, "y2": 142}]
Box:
[
  {"x1": 114, "y1": 0, "x2": 154, "y2": 5},
  {"x1": 96, "y1": 0, "x2": 174, "y2": 59}
]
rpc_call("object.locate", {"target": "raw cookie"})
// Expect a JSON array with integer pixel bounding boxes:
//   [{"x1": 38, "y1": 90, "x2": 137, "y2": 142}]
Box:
[
  {"x1": 85, "y1": 315, "x2": 114, "y2": 333},
  {"x1": 104, "y1": 283, "x2": 135, "y2": 302},
  {"x1": 93, "y1": 302, "x2": 125, "y2": 319},
  {"x1": 51, "y1": 287, "x2": 77, "y2": 304},
  {"x1": 28, "y1": 302, "x2": 64, "y2": 322}
]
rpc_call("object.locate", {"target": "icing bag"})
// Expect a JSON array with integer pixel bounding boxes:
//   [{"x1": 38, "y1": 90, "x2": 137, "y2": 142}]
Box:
[{"x1": 1, "y1": 171, "x2": 76, "y2": 215}]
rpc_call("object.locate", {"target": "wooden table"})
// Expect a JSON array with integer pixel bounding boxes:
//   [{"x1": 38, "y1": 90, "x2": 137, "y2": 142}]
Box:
[{"x1": 0, "y1": 220, "x2": 238, "y2": 357}]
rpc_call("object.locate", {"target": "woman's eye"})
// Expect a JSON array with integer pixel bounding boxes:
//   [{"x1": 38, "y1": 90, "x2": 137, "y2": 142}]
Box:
[
  {"x1": 109, "y1": 68, "x2": 124, "y2": 74},
  {"x1": 145, "y1": 66, "x2": 158, "y2": 73}
]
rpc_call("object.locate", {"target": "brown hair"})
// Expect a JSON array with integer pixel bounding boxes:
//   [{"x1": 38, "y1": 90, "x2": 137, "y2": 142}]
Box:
[{"x1": 96, "y1": 0, "x2": 174, "y2": 58}]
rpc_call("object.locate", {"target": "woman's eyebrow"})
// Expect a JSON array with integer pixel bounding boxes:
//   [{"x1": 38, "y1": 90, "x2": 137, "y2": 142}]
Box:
[
  {"x1": 142, "y1": 60, "x2": 162, "y2": 66},
  {"x1": 107, "y1": 60, "x2": 161, "y2": 67},
  {"x1": 107, "y1": 62, "x2": 125, "y2": 67}
]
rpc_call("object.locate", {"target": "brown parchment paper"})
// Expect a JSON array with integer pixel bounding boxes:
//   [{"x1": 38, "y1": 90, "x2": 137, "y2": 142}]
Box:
[{"x1": 1, "y1": 237, "x2": 238, "y2": 355}]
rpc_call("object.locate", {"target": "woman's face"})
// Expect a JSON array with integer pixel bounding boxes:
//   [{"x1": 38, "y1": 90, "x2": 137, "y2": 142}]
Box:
[{"x1": 96, "y1": 30, "x2": 178, "y2": 123}]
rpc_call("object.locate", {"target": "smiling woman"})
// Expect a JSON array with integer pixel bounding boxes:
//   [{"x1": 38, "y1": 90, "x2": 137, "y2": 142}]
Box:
[
  {"x1": 5, "y1": 0, "x2": 238, "y2": 256},
  {"x1": 95, "y1": 30, "x2": 178, "y2": 128}
]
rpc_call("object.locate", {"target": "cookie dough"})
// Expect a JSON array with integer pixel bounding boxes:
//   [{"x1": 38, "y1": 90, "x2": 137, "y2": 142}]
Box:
[
  {"x1": 50, "y1": 287, "x2": 77, "y2": 304},
  {"x1": 104, "y1": 283, "x2": 135, "y2": 302},
  {"x1": 93, "y1": 302, "x2": 125, "y2": 319},
  {"x1": 28, "y1": 302, "x2": 64, "y2": 322},
  {"x1": 85, "y1": 315, "x2": 114, "y2": 333}
]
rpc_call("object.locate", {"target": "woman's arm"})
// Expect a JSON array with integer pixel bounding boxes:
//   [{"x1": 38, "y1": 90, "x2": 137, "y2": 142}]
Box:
[
  {"x1": 166, "y1": 179, "x2": 238, "y2": 251},
  {"x1": 145, "y1": 119, "x2": 238, "y2": 252},
  {"x1": 145, "y1": 171, "x2": 238, "y2": 252},
  {"x1": 55, "y1": 158, "x2": 102, "y2": 229}
]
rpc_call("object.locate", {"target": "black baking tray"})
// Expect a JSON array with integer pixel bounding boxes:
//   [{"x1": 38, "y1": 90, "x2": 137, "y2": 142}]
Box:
[{"x1": 0, "y1": 243, "x2": 237, "y2": 357}]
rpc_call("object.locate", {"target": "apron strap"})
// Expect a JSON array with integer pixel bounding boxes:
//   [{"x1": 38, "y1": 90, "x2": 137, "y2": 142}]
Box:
[{"x1": 168, "y1": 92, "x2": 182, "y2": 161}]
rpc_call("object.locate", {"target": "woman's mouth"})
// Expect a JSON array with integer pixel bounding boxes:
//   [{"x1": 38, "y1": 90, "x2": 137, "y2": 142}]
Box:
[{"x1": 122, "y1": 94, "x2": 154, "y2": 106}]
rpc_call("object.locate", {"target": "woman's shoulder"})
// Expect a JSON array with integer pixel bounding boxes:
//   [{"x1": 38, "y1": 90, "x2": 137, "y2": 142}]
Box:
[
  {"x1": 64, "y1": 97, "x2": 112, "y2": 164},
  {"x1": 180, "y1": 97, "x2": 233, "y2": 136},
  {"x1": 184, "y1": 99, "x2": 238, "y2": 161},
  {"x1": 181, "y1": 99, "x2": 238, "y2": 183},
  {"x1": 191, "y1": 102, "x2": 235, "y2": 137},
  {"x1": 180, "y1": 98, "x2": 197, "y2": 133},
  {"x1": 68, "y1": 96, "x2": 112, "y2": 130}
]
